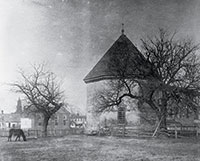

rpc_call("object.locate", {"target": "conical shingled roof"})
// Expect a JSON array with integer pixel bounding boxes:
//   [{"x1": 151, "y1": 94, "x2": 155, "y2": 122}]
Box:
[{"x1": 84, "y1": 33, "x2": 151, "y2": 84}]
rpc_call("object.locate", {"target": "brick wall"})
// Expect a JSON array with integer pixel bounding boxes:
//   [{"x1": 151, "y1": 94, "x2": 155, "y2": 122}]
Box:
[{"x1": 86, "y1": 80, "x2": 143, "y2": 130}]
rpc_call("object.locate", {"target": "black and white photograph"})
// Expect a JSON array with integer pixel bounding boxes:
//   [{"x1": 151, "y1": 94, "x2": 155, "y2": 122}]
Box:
[{"x1": 1, "y1": 0, "x2": 200, "y2": 160}]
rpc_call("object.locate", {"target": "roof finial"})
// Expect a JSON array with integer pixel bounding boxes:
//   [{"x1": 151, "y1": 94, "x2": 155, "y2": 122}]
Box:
[{"x1": 121, "y1": 23, "x2": 124, "y2": 35}]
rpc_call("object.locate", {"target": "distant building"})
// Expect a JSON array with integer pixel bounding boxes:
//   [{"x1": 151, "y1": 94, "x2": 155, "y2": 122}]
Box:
[
  {"x1": 0, "y1": 98, "x2": 72, "y2": 130},
  {"x1": 70, "y1": 113, "x2": 86, "y2": 128},
  {"x1": 33, "y1": 106, "x2": 71, "y2": 131},
  {"x1": 0, "y1": 98, "x2": 23, "y2": 129},
  {"x1": 0, "y1": 111, "x2": 21, "y2": 129}
]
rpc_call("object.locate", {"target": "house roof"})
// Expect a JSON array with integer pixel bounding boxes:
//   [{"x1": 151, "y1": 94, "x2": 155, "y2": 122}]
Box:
[
  {"x1": 56, "y1": 106, "x2": 71, "y2": 115},
  {"x1": 83, "y1": 33, "x2": 152, "y2": 83},
  {"x1": 70, "y1": 114, "x2": 86, "y2": 119},
  {"x1": 0, "y1": 113, "x2": 21, "y2": 122}
]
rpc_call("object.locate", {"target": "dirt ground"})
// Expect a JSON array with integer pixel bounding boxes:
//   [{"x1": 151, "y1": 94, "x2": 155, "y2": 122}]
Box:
[{"x1": 1, "y1": 135, "x2": 200, "y2": 161}]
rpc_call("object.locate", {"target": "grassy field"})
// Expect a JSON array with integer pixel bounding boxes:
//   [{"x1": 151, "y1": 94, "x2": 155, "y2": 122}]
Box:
[{"x1": 1, "y1": 135, "x2": 200, "y2": 161}]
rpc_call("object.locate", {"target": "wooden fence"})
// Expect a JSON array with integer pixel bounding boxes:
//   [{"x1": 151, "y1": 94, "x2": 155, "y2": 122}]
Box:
[
  {"x1": 109, "y1": 125, "x2": 199, "y2": 138},
  {"x1": 0, "y1": 128, "x2": 84, "y2": 138},
  {"x1": 110, "y1": 125, "x2": 153, "y2": 138},
  {"x1": 1, "y1": 125, "x2": 199, "y2": 139},
  {"x1": 167, "y1": 125, "x2": 198, "y2": 138}
]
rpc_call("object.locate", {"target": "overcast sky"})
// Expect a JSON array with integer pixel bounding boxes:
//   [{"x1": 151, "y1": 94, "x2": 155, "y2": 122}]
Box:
[{"x1": 0, "y1": 0, "x2": 200, "y2": 113}]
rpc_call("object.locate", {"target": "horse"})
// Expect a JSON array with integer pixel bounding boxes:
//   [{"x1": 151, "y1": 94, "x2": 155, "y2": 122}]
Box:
[{"x1": 8, "y1": 129, "x2": 27, "y2": 141}]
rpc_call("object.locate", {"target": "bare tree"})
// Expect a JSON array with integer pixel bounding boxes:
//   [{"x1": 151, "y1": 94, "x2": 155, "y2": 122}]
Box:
[
  {"x1": 94, "y1": 29, "x2": 200, "y2": 130},
  {"x1": 141, "y1": 29, "x2": 200, "y2": 128},
  {"x1": 11, "y1": 64, "x2": 65, "y2": 137}
]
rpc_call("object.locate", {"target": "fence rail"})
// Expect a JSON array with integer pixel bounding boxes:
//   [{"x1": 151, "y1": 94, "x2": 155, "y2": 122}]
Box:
[
  {"x1": 110, "y1": 125, "x2": 199, "y2": 138},
  {"x1": 0, "y1": 128, "x2": 84, "y2": 138},
  {"x1": 1, "y1": 125, "x2": 199, "y2": 139}
]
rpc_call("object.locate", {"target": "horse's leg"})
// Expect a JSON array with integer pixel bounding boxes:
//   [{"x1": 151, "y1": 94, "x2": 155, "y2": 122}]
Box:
[
  {"x1": 19, "y1": 130, "x2": 27, "y2": 141},
  {"x1": 17, "y1": 135, "x2": 20, "y2": 141},
  {"x1": 15, "y1": 135, "x2": 18, "y2": 141},
  {"x1": 8, "y1": 134, "x2": 12, "y2": 142},
  {"x1": 8, "y1": 137, "x2": 11, "y2": 141},
  {"x1": 10, "y1": 134, "x2": 13, "y2": 141}
]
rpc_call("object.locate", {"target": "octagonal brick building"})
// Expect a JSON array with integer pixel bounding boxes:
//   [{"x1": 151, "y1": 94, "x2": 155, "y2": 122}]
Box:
[{"x1": 83, "y1": 30, "x2": 156, "y2": 131}]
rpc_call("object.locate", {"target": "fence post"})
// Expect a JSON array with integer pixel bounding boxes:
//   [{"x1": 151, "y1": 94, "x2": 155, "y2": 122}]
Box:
[
  {"x1": 111, "y1": 126, "x2": 113, "y2": 136},
  {"x1": 122, "y1": 124, "x2": 125, "y2": 137},
  {"x1": 196, "y1": 126, "x2": 199, "y2": 137},
  {"x1": 175, "y1": 125, "x2": 177, "y2": 139}
]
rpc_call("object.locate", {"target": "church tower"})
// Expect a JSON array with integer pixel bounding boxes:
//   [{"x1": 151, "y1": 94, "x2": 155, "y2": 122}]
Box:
[{"x1": 15, "y1": 98, "x2": 23, "y2": 114}]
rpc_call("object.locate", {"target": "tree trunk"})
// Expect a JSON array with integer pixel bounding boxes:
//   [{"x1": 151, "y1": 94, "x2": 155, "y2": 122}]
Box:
[
  {"x1": 42, "y1": 116, "x2": 50, "y2": 137},
  {"x1": 158, "y1": 111, "x2": 167, "y2": 130},
  {"x1": 158, "y1": 93, "x2": 168, "y2": 130}
]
